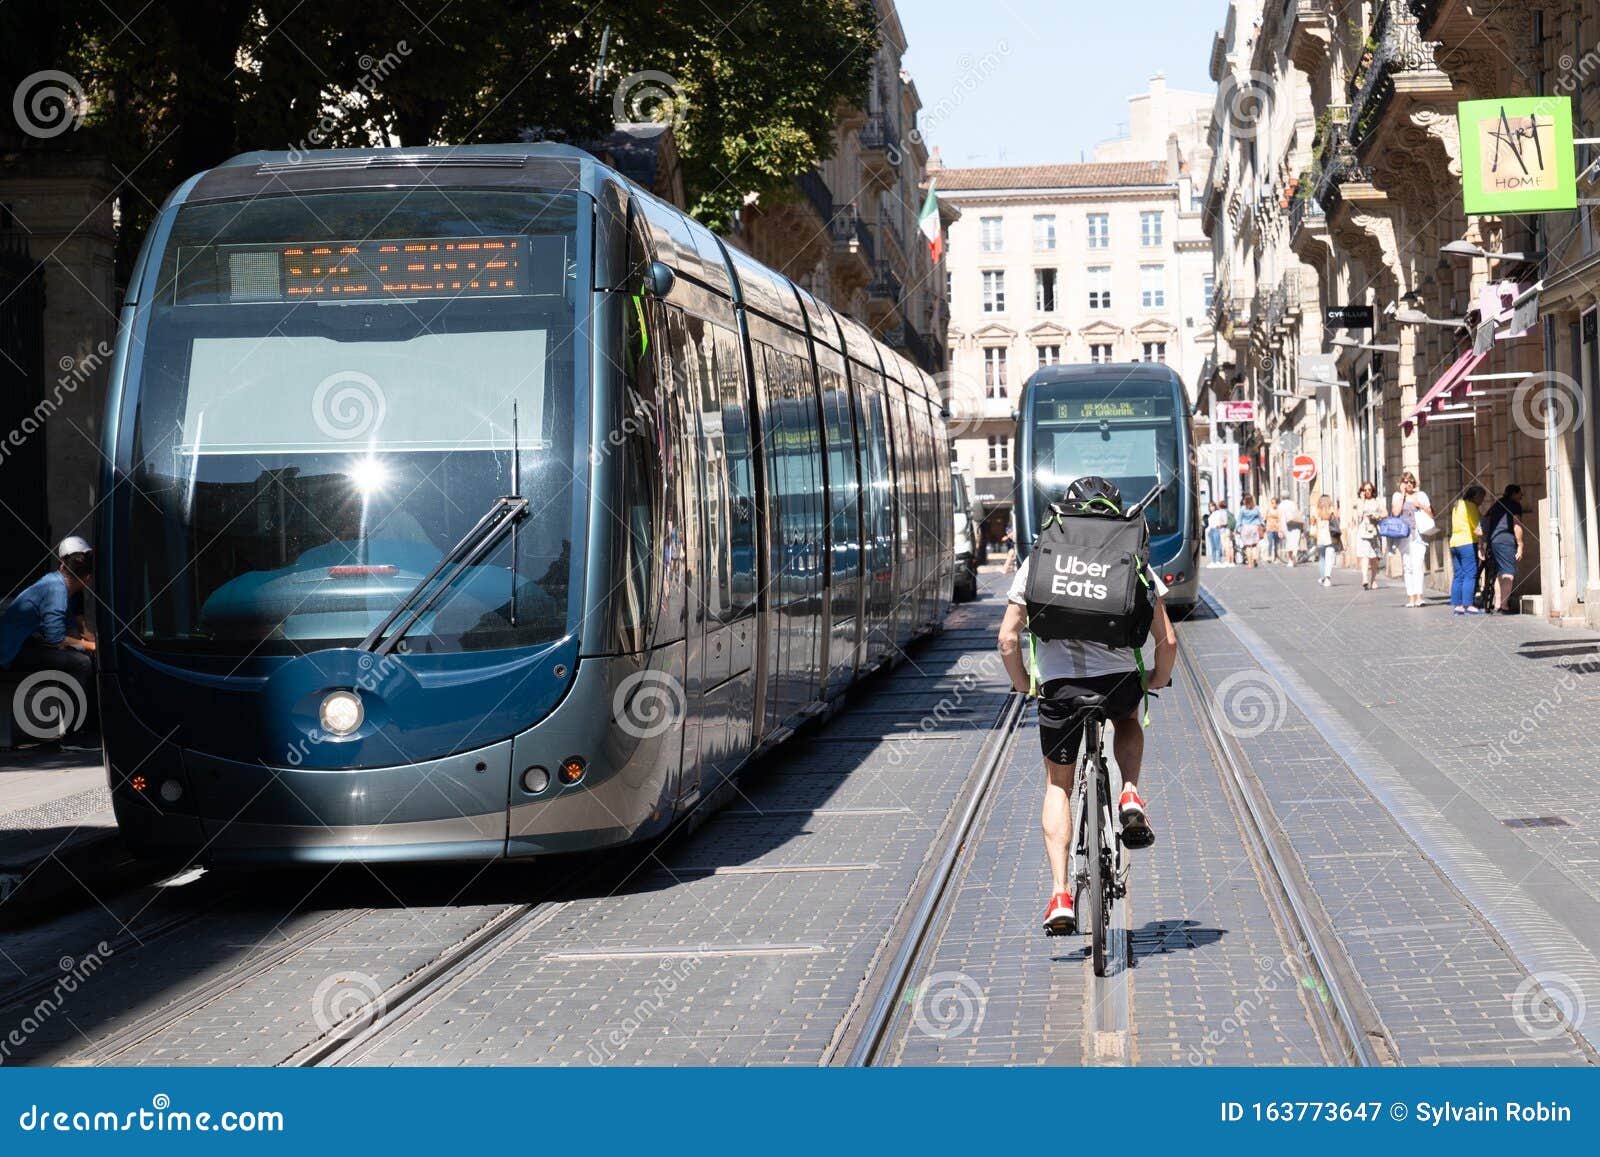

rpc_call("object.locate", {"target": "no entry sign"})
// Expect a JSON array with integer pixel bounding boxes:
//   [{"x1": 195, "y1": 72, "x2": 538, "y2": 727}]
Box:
[{"x1": 1292, "y1": 454, "x2": 1317, "y2": 483}]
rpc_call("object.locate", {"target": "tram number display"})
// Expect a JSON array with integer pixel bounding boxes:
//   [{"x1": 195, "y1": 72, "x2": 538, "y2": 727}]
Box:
[
  {"x1": 183, "y1": 234, "x2": 565, "y2": 304},
  {"x1": 1048, "y1": 399, "x2": 1159, "y2": 421}
]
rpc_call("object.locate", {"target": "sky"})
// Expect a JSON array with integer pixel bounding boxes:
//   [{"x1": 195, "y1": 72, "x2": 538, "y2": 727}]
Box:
[{"x1": 899, "y1": 0, "x2": 1227, "y2": 168}]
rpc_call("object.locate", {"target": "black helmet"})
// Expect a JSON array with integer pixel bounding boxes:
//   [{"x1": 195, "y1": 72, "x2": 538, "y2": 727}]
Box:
[{"x1": 1063, "y1": 475, "x2": 1122, "y2": 507}]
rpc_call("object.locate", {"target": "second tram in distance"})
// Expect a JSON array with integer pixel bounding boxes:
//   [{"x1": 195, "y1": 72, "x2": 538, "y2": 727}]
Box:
[{"x1": 1012, "y1": 363, "x2": 1199, "y2": 611}]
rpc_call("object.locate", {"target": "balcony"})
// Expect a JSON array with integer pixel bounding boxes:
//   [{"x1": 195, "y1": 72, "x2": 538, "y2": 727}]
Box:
[
  {"x1": 858, "y1": 111, "x2": 901, "y2": 189},
  {"x1": 1408, "y1": 0, "x2": 1441, "y2": 35},
  {"x1": 827, "y1": 208, "x2": 873, "y2": 295},
  {"x1": 1346, "y1": 0, "x2": 1448, "y2": 157},
  {"x1": 1285, "y1": 0, "x2": 1334, "y2": 72},
  {"x1": 1311, "y1": 115, "x2": 1375, "y2": 216},
  {"x1": 795, "y1": 167, "x2": 833, "y2": 227},
  {"x1": 865, "y1": 260, "x2": 903, "y2": 326},
  {"x1": 1288, "y1": 186, "x2": 1327, "y2": 250}
]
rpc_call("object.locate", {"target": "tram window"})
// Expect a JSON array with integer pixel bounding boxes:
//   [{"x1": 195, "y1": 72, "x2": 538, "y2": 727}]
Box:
[
  {"x1": 683, "y1": 313, "x2": 731, "y2": 622},
  {"x1": 126, "y1": 188, "x2": 583, "y2": 655},
  {"x1": 714, "y1": 328, "x2": 756, "y2": 615}
]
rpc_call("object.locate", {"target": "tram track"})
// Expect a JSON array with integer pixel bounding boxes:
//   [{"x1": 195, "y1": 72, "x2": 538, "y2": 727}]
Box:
[
  {"x1": 1176, "y1": 634, "x2": 1393, "y2": 1066},
  {"x1": 841, "y1": 689, "x2": 1025, "y2": 1065}
]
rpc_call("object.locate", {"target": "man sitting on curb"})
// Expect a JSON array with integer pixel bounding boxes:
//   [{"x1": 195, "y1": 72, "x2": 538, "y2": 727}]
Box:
[{"x1": 0, "y1": 536, "x2": 98, "y2": 749}]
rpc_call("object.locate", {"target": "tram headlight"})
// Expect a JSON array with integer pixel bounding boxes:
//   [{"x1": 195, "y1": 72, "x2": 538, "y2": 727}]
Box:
[
  {"x1": 521, "y1": 766, "x2": 550, "y2": 794},
  {"x1": 319, "y1": 690, "x2": 365, "y2": 737}
]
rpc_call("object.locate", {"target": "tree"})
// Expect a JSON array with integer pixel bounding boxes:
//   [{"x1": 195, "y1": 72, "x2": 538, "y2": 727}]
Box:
[{"x1": 2, "y1": 1, "x2": 877, "y2": 275}]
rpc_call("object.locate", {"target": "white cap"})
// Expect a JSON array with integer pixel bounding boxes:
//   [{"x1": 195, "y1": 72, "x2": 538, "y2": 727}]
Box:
[{"x1": 57, "y1": 535, "x2": 93, "y2": 558}]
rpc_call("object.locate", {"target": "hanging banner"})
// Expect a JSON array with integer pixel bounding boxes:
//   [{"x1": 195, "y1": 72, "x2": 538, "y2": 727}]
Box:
[{"x1": 1458, "y1": 96, "x2": 1577, "y2": 215}]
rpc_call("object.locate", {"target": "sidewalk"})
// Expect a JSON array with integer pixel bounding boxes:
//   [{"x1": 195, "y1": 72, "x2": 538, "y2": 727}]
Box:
[
  {"x1": 0, "y1": 743, "x2": 126, "y2": 924},
  {"x1": 1197, "y1": 562, "x2": 1600, "y2": 1058}
]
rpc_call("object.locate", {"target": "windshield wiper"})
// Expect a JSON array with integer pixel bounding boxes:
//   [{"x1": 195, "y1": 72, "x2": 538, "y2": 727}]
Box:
[{"x1": 358, "y1": 492, "x2": 530, "y2": 656}]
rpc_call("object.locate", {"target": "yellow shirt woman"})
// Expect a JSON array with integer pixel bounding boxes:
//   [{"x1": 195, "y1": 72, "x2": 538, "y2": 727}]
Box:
[{"x1": 1449, "y1": 496, "x2": 1481, "y2": 547}]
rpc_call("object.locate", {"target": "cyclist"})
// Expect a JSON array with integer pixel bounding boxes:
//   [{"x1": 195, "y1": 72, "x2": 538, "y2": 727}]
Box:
[{"x1": 996, "y1": 476, "x2": 1179, "y2": 935}]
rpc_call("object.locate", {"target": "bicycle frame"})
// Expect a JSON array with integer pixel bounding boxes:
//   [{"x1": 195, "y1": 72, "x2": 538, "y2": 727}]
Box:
[{"x1": 1069, "y1": 713, "x2": 1127, "y2": 975}]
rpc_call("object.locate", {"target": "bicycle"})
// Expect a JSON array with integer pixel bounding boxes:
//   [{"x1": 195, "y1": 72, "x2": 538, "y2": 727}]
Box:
[{"x1": 1051, "y1": 688, "x2": 1160, "y2": 976}]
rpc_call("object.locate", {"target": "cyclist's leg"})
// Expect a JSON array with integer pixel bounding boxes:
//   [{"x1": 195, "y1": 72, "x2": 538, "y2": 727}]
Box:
[
  {"x1": 1042, "y1": 756, "x2": 1075, "y2": 895},
  {"x1": 1110, "y1": 715, "x2": 1144, "y2": 787}
]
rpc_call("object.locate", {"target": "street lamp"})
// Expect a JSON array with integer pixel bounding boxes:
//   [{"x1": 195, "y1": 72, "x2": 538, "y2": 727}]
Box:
[
  {"x1": 1440, "y1": 239, "x2": 1547, "y2": 263},
  {"x1": 1395, "y1": 307, "x2": 1468, "y2": 329},
  {"x1": 1329, "y1": 333, "x2": 1400, "y2": 354}
]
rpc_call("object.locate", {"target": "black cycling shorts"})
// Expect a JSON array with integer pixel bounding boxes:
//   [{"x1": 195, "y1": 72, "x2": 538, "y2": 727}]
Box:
[{"x1": 1036, "y1": 671, "x2": 1143, "y2": 765}]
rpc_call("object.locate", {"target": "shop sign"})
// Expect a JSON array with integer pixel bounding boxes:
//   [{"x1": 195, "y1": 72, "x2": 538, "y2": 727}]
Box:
[{"x1": 1458, "y1": 96, "x2": 1577, "y2": 215}]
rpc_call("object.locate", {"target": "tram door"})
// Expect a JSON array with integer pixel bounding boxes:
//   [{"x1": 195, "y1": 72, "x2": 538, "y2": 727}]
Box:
[{"x1": 666, "y1": 309, "x2": 710, "y2": 805}]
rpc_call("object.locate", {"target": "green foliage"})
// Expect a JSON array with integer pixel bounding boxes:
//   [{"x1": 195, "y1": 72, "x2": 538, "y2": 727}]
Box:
[{"x1": 3, "y1": 1, "x2": 877, "y2": 269}]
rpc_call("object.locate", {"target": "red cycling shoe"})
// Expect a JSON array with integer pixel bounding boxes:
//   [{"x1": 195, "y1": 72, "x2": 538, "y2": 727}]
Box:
[
  {"x1": 1042, "y1": 890, "x2": 1076, "y2": 935},
  {"x1": 1120, "y1": 785, "x2": 1156, "y2": 850}
]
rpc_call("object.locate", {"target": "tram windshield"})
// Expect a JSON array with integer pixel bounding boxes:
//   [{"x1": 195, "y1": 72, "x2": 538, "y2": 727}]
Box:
[
  {"x1": 1030, "y1": 375, "x2": 1181, "y2": 537},
  {"x1": 124, "y1": 188, "x2": 585, "y2": 655}
]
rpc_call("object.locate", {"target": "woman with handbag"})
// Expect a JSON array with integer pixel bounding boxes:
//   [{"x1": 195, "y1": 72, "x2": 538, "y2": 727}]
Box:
[
  {"x1": 1448, "y1": 485, "x2": 1487, "y2": 615},
  {"x1": 1389, "y1": 471, "x2": 1434, "y2": 608},
  {"x1": 1354, "y1": 481, "x2": 1384, "y2": 589},
  {"x1": 1312, "y1": 495, "x2": 1341, "y2": 586}
]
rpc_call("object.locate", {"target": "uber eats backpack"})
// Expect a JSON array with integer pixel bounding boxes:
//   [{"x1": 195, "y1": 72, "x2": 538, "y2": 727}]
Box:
[{"x1": 1023, "y1": 498, "x2": 1155, "y2": 650}]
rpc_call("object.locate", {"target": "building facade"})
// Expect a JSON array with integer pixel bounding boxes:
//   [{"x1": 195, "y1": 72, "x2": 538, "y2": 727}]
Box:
[
  {"x1": 723, "y1": 0, "x2": 949, "y2": 372},
  {"x1": 1202, "y1": 0, "x2": 1585, "y2": 615}
]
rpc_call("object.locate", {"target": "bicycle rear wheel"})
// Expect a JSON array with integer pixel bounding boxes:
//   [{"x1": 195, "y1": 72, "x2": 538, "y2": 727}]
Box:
[{"x1": 1087, "y1": 754, "x2": 1108, "y2": 976}]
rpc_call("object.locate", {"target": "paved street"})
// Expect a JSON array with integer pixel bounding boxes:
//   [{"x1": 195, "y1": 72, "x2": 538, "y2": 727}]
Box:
[{"x1": 4, "y1": 566, "x2": 1593, "y2": 1067}]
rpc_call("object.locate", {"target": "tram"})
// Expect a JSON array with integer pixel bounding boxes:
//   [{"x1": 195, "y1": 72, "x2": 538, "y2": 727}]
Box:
[
  {"x1": 97, "y1": 144, "x2": 953, "y2": 864},
  {"x1": 1013, "y1": 363, "x2": 1199, "y2": 610}
]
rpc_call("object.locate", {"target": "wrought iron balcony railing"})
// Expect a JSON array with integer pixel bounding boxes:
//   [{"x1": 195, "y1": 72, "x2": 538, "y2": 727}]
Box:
[{"x1": 1347, "y1": 0, "x2": 1443, "y2": 153}]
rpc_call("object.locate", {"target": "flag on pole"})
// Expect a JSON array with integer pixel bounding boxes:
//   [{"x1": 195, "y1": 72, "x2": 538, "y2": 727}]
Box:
[{"x1": 918, "y1": 182, "x2": 942, "y2": 262}]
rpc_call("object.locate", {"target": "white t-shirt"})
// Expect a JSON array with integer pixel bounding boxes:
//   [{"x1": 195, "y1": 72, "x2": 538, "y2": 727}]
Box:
[
  {"x1": 1391, "y1": 490, "x2": 1431, "y2": 540},
  {"x1": 1206, "y1": 508, "x2": 1230, "y2": 530},
  {"x1": 1008, "y1": 556, "x2": 1168, "y2": 681},
  {"x1": 1276, "y1": 498, "x2": 1302, "y2": 526}
]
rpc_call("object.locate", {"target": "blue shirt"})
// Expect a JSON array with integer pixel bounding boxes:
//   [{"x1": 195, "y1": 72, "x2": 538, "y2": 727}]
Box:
[
  {"x1": 1237, "y1": 507, "x2": 1265, "y2": 527},
  {"x1": 0, "y1": 571, "x2": 71, "y2": 667}
]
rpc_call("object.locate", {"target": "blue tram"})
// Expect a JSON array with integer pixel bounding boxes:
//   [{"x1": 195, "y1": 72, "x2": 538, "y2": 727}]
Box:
[
  {"x1": 97, "y1": 144, "x2": 952, "y2": 863},
  {"x1": 1013, "y1": 363, "x2": 1199, "y2": 610}
]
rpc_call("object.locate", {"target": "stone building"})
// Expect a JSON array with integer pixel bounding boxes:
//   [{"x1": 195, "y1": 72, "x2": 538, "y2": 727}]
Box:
[
  {"x1": 938, "y1": 78, "x2": 1214, "y2": 542},
  {"x1": 722, "y1": 0, "x2": 949, "y2": 372},
  {"x1": 1203, "y1": 0, "x2": 1575, "y2": 612}
]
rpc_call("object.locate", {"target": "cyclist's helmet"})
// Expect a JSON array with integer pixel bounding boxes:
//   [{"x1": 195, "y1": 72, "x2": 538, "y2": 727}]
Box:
[{"x1": 1063, "y1": 475, "x2": 1123, "y2": 508}]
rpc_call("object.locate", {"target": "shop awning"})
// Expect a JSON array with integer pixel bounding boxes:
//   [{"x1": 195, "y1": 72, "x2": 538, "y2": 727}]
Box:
[{"x1": 1404, "y1": 347, "x2": 1490, "y2": 431}]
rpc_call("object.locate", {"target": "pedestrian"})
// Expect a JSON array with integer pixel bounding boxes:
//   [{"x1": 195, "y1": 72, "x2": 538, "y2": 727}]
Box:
[
  {"x1": 1003, "y1": 522, "x2": 1018, "y2": 573},
  {"x1": 1481, "y1": 484, "x2": 1525, "y2": 613},
  {"x1": 1353, "y1": 480, "x2": 1384, "y2": 589},
  {"x1": 1237, "y1": 493, "x2": 1265, "y2": 567},
  {"x1": 1390, "y1": 470, "x2": 1434, "y2": 608},
  {"x1": 1311, "y1": 495, "x2": 1341, "y2": 586},
  {"x1": 1276, "y1": 493, "x2": 1304, "y2": 565},
  {"x1": 0, "y1": 537, "x2": 98, "y2": 746},
  {"x1": 1206, "y1": 501, "x2": 1232, "y2": 567},
  {"x1": 1264, "y1": 497, "x2": 1282, "y2": 563},
  {"x1": 1447, "y1": 484, "x2": 1488, "y2": 616}
]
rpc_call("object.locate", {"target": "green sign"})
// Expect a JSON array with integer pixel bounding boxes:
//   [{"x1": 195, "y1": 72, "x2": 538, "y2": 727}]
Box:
[
  {"x1": 1458, "y1": 96, "x2": 1577, "y2": 215},
  {"x1": 1048, "y1": 399, "x2": 1158, "y2": 421}
]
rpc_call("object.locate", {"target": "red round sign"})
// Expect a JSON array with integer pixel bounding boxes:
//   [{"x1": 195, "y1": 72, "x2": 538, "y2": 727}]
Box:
[
  {"x1": 1292, "y1": 454, "x2": 1317, "y2": 483},
  {"x1": 1236, "y1": 455, "x2": 1250, "y2": 474}
]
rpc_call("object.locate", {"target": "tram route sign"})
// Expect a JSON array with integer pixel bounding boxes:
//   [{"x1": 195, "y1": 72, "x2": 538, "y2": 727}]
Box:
[
  {"x1": 1458, "y1": 95, "x2": 1577, "y2": 215},
  {"x1": 1325, "y1": 304, "x2": 1374, "y2": 329}
]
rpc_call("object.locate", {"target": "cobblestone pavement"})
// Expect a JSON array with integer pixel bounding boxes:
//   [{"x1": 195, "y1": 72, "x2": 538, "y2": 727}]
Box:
[
  {"x1": 891, "y1": 649, "x2": 1330, "y2": 1066},
  {"x1": 1192, "y1": 564, "x2": 1599, "y2": 1063}
]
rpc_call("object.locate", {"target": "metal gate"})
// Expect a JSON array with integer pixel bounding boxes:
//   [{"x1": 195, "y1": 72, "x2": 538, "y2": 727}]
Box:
[{"x1": 0, "y1": 223, "x2": 48, "y2": 596}]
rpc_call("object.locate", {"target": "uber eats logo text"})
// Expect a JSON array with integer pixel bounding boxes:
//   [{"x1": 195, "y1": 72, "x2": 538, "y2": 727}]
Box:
[{"x1": 1049, "y1": 553, "x2": 1110, "y2": 600}]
